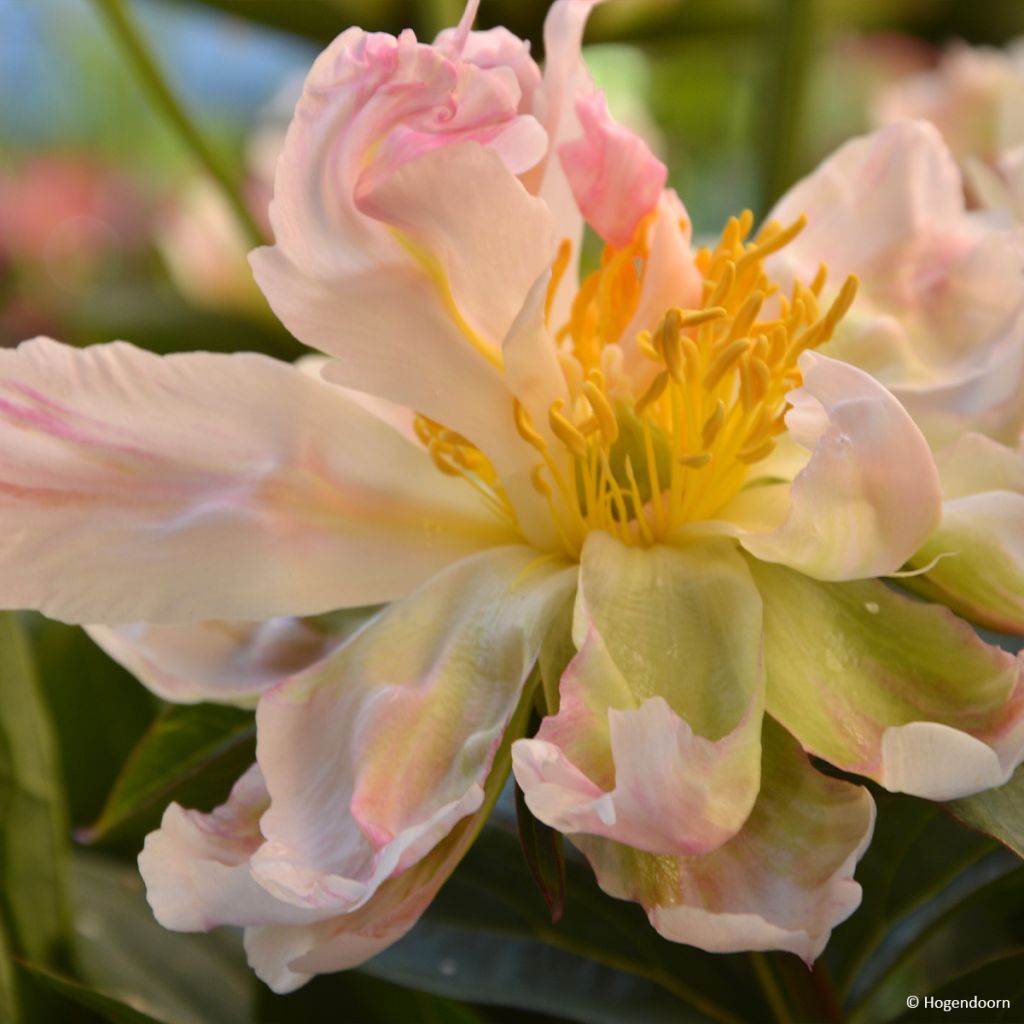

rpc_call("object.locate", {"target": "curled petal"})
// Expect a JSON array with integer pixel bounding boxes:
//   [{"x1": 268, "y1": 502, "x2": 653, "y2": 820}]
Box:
[
  {"x1": 737, "y1": 352, "x2": 941, "y2": 581},
  {"x1": 85, "y1": 611, "x2": 374, "y2": 705},
  {"x1": 750, "y1": 557, "x2": 1024, "y2": 800},
  {"x1": 513, "y1": 533, "x2": 764, "y2": 857},
  {"x1": 559, "y1": 90, "x2": 667, "y2": 248},
  {"x1": 140, "y1": 766, "x2": 318, "y2": 932},
  {"x1": 0, "y1": 339, "x2": 511, "y2": 624},
  {"x1": 576, "y1": 719, "x2": 874, "y2": 964},
  {"x1": 250, "y1": 547, "x2": 575, "y2": 915}
]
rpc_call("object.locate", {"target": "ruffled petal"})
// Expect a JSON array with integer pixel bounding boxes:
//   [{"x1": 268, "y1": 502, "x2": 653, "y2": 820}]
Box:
[
  {"x1": 521, "y1": 0, "x2": 602, "y2": 327},
  {"x1": 85, "y1": 611, "x2": 374, "y2": 705},
  {"x1": 737, "y1": 352, "x2": 941, "y2": 581},
  {"x1": 513, "y1": 533, "x2": 764, "y2": 856},
  {"x1": 559, "y1": 90, "x2": 667, "y2": 248},
  {"x1": 906, "y1": 433, "x2": 1024, "y2": 633},
  {"x1": 250, "y1": 546, "x2": 575, "y2": 915},
  {"x1": 140, "y1": 766, "x2": 319, "y2": 932},
  {"x1": 575, "y1": 719, "x2": 874, "y2": 964},
  {"x1": 749, "y1": 557, "x2": 1024, "y2": 800},
  {"x1": 0, "y1": 339, "x2": 512, "y2": 623},
  {"x1": 254, "y1": 141, "x2": 554, "y2": 476}
]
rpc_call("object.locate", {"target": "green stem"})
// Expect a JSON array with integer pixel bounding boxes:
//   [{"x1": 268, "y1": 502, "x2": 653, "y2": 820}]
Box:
[
  {"x1": 90, "y1": 0, "x2": 266, "y2": 249},
  {"x1": 757, "y1": 0, "x2": 819, "y2": 215}
]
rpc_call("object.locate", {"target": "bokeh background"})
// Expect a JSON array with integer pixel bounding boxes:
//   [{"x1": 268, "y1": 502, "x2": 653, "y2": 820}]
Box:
[{"x1": 4, "y1": 1, "x2": 1024, "y2": 1023}]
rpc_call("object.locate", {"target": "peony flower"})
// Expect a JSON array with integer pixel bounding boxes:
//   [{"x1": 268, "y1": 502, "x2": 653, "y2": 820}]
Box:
[
  {"x1": 2, "y1": 0, "x2": 1023, "y2": 993},
  {"x1": 768, "y1": 120, "x2": 1024, "y2": 637},
  {"x1": 873, "y1": 39, "x2": 1024, "y2": 218}
]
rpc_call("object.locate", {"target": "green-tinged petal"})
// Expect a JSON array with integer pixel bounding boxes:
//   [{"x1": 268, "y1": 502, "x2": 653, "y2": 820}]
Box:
[
  {"x1": 574, "y1": 718, "x2": 874, "y2": 964},
  {"x1": 749, "y1": 557, "x2": 1024, "y2": 800},
  {"x1": 513, "y1": 532, "x2": 764, "y2": 857},
  {"x1": 906, "y1": 433, "x2": 1024, "y2": 633},
  {"x1": 249, "y1": 547, "x2": 575, "y2": 916}
]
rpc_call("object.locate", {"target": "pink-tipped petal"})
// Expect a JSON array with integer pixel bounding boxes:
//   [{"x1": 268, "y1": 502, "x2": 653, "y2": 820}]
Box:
[
  {"x1": 514, "y1": 534, "x2": 764, "y2": 857},
  {"x1": 559, "y1": 91, "x2": 667, "y2": 248},
  {"x1": 0, "y1": 339, "x2": 512, "y2": 624},
  {"x1": 576, "y1": 719, "x2": 875, "y2": 964}
]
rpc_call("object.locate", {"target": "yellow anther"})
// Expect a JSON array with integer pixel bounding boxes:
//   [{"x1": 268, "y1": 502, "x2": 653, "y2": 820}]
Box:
[
  {"x1": 702, "y1": 399, "x2": 726, "y2": 447},
  {"x1": 727, "y1": 292, "x2": 764, "y2": 342},
  {"x1": 810, "y1": 262, "x2": 828, "y2": 296},
  {"x1": 583, "y1": 380, "x2": 618, "y2": 444},
  {"x1": 513, "y1": 399, "x2": 548, "y2": 452},
  {"x1": 680, "y1": 334, "x2": 702, "y2": 378},
  {"x1": 678, "y1": 306, "x2": 727, "y2": 328},
  {"x1": 635, "y1": 369, "x2": 669, "y2": 415},
  {"x1": 741, "y1": 215, "x2": 808, "y2": 270},
  {"x1": 636, "y1": 329, "x2": 660, "y2": 361},
  {"x1": 824, "y1": 274, "x2": 859, "y2": 331},
  {"x1": 705, "y1": 262, "x2": 736, "y2": 308},
  {"x1": 530, "y1": 463, "x2": 551, "y2": 496},
  {"x1": 738, "y1": 208, "x2": 754, "y2": 239},
  {"x1": 579, "y1": 415, "x2": 601, "y2": 436},
  {"x1": 737, "y1": 439, "x2": 777, "y2": 464},
  {"x1": 705, "y1": 338, "x2": 752, "y2": 391},
  {"x1": 678, "y1": 452, "x2": 712, "y2": 469},
  {"x1": 549, "y1": 400, "x2": 589, "y2": 459},
  {"x1": 749, "y1": 357, "x2": 772, "y2": 398}
]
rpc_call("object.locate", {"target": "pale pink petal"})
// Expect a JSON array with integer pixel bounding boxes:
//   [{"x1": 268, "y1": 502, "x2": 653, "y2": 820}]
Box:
[
  {"x1": 250, "y1": 546, "x2": 575, "y2": 915},
  {"x1": 750, "y1": 558, "x2": 1024, "y2": 800},
  {"x1": 243, "y1": 795, "x2": 492, "y2": 993},
  {"x1": 0, "y1": 338, "x2": 513, "y2": 624},
  {"x1": 616, "y1": 190, "x2": 703, "y2": 379},
  {"x1": 140, "y1": 766, "x2": 321, "y2": 931},
  {"x1": 85, "y1": 612, "x2": 372, "y2": 705},
  {"x1": 576, "y1": 720, "x2": 875, "y2": 964},
  {"x1": 521, "y1": 0, "x2": 602, "y2": 327},
  {"x1": 559, "y1": 90, "x2": 667, "y2": 248},
  {"x1": 514, "y1": 534, "x2": 764, "y2": 857},
  {"x1": 253, "y1": 141, "x2": 554, "y2": 476},
  {"x1": 737, "y1": 353, "x2": 941, "y2": 581},
  {"x1": 767, "y1": 120, "x2": 964, "y2": 297}
]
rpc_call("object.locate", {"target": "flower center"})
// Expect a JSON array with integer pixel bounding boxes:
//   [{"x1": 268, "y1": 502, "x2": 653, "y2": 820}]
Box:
[{"x1": 418, "y1": 211, "x2": 858, "y2": 560}]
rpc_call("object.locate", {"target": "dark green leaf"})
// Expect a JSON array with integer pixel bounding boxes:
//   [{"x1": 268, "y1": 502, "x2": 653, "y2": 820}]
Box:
[
  {"x1": 28, "y1": 616, "x2": 158, "y2": 829},
  {"x1": 258, "y1": 969, "x2": 486, "y2": 1024},
  {"x1": 0, "y1": 613, "x2": 73, "y2": 967},
  {"x1": 825, "y1": 787, "x2": 996, "y2": 1004},
  {"x1": 514, "y1": 782, "x2": 566, "y2": 924},
  {"x1": 895, "y1": 953, "x2": 1024, "y2": 1022},
  {"x1": 849, "y1": 857, "x2": 1024, "y2": 1024},
  {"x1": 949, "y1": 763, "x2": 1024, "y2": 859},
  {"x1": 0, "y1": 917, "x2": 20, "y2": 1024},
  {"x1": 71, "y1": 852, "x2": 254, "y2": 1024},
  {"x1": 368, "y1": 819, "x2": 767, "y2": 1024},
  {"x1": 84, "y1": 703, "x2": 255, "y2": 845},
  {"x1": 15, "y1": 961, "x2": 173, "y2": 1024}
]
